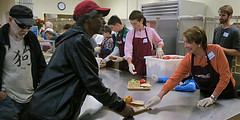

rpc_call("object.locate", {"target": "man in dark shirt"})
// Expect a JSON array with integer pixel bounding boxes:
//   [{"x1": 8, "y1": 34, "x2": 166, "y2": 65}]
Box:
[
  {"x1": 100, "y1": 15, "x2": 130, "y2": 71},
  {"x1": 213, "y1": 5, "x2": 240, "y2": 68}
]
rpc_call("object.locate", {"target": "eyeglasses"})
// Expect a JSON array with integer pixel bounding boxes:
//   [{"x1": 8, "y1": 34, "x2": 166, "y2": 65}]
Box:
[{"x1": 13, "y1": 18, "x2": 32, "y2": 29}]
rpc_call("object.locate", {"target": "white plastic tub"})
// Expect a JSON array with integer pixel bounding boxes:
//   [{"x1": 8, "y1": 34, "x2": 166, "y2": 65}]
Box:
[{"x1": 144, "y1": 55, "x2": 184, "y2": 78}]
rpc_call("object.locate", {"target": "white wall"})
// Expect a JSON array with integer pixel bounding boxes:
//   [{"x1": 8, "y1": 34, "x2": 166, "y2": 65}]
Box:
[
  {"x1": 102, "y1": 0, "x2": 163, "y2": 20},
  {"x1": 101, "y1": 0, "x2": 128, "y2": 19},
  {"x1": 32, "y1": 0, "x2": 89, "y2": 19},
  {"x1": 0, "y1": 0, "x2": 102, "y2": 24},
  {"x1": 103, "y1": 0, "x2": 240, "y2": 20},
  {"x1": 1, "y1": 0, "x2": 240, "y2": 25},
  {"x1": 0, "y1": 0, "x2": 15, "y2": 25},
  {"x1": 32, "y1": 0, "x2": 165, "y2": 22},
  {"x1": 187, "y1": 0, "x2": 240, "y2": 16}
]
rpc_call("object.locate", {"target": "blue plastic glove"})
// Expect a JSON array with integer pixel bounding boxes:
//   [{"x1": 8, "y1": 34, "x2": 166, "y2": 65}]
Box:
[
  {"x1": 157, "y1": 77, "x2": 169, "y2": 83},
  {"x1": 152, "y1": 74, "x2": 169, "y2": 83},
  {"x1": 190, "y1": 79, "x2": 199, "y2": 89},
  {"x1": 174, "y1": 82, "x2": 196, "y2": 92},
  {"x1": 153, "y1": 75, "x2": 199, "y2": 92},
  {"x1": 181, "y1": 79, "x2": 199, "y2": 89}
]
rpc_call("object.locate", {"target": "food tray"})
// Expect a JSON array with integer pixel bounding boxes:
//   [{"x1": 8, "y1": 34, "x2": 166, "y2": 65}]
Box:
[
  {"x1": 128, "y1": 101, "x2": 150, "y2": 115},
  {"x1": 127, "y1": 81, "x2": 151, "y2": 90}
]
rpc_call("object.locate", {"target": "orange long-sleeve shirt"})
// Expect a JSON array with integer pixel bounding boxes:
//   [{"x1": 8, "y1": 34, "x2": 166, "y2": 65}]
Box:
[{"x1": 162, "y1": 44, "x2": 235, "y2": 95}]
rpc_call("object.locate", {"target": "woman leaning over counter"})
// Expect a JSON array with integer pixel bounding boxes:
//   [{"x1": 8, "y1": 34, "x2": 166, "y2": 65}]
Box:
[{"x1": 146, "y1": 26, "x2": 236, "y2": 108}]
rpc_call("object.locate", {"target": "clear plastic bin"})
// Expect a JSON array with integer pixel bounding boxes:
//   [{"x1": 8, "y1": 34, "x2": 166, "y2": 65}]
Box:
[{"x1": 144, "y1": 55, "x2": 184, "y2": 78}]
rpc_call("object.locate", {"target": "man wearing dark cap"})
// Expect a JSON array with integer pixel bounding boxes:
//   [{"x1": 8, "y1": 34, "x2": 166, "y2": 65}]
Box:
[
  {"x1": 27, "y1": 0, "x2": 134, "y2": 119},
  {"x1": 0, "y1": 5, "x2": 46, "y2": 120}
]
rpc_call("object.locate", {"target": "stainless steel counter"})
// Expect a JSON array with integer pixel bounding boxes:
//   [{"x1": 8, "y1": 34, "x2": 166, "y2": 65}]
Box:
[{"x1": 78, "y1": 68, "x2": 240, "y2": 120}]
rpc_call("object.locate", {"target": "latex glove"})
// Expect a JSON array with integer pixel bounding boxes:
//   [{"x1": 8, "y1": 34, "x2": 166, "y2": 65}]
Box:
[
  {"x1": 128, "y1": 63, "x2": 137, "y2": 75},
  {"x1": 197, "y1": 97, "x2": 215, "y2": 107},
  {"x1": 100, "y1": 59, "x2": 107, "y2": 64},
  {"x1": 156, "y1": 48, "x2": 164, "y2": 58},
  {"x1": 145, "y1": 96, "x2": 161, "y2": 108},
  {"x1": 152, "y1": 74, "x2": 158, "y2": 82},
  {"x1": 0, "y1": 91, "x2": 7, "y2": 100},
  {"x1": 112, "y1": 56, "x2": 124, "y2": 62},
  {"x1": 100, "y1": 59, "x2": 107, "y2": 68},
  {"x1": 94, "y1": 47, "x2": 101, "y2": 54},
  {"x1": 100, "y1": 63, "x2": 106, "y2": 68},
  {"x1": 119, "y1": 104, "x2": 134, "y2": 117}
]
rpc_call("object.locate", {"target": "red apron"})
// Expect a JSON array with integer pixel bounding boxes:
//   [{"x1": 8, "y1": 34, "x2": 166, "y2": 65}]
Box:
[
  {"x1": 117, "y1": 27, "x2": 128, "y2": 71},
  {"x1": 191, "y1": 53, "x2": 236, "y2": 98},
  {"x1": 99, "y1": 37, "x2": 111, "y2": 59},
  {"x1": 132, "y1": 28, "x2": 152, "y2": 76}
]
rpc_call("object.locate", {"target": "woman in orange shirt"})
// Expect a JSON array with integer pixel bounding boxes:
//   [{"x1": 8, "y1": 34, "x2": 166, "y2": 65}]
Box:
[{"x1": 146, "y1": 26, "x2": 236, "y2": 108}]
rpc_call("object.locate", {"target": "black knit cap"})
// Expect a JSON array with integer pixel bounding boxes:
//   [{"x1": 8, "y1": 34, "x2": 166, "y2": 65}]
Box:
[{"x1": 9, "y1": 5, "x2": 35, "y2": 24}]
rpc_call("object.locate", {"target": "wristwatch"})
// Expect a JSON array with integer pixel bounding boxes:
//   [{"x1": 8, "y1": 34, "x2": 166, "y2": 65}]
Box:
[{"x1": 210, "y1": 94, "x2": 216, "y2": 101}]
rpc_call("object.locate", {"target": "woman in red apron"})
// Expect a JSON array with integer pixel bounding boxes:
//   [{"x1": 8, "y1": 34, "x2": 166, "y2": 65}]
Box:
[
  {"x1": 125, "y1": 10, "x2": 164, "y2": 76},
  {"x1": 145, "y1": 26, "x2": 236, "y2": 108},
  {"x1": 191, "y1": 53, "x2": 236, "y2": 99},
  {"x1": 132, "y1": 28, "x2": 152, "y2": 76}
]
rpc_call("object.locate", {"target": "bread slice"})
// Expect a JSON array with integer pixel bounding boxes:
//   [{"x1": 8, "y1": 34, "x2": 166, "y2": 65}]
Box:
[
  {"x1": 109, "y1": 56, "x2": 117, "y2": 60},
  {"x1": 130, "y1": 100, "x2": 145, "y2": 106},
  {"x1": 140, "y1": 83, "x2": 151, "y2": 87}
]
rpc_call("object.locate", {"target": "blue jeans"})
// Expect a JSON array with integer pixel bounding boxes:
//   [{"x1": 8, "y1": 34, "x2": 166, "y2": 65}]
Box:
[{"x1": 0, "y1": 96, "x2": 29, "y2": 120}]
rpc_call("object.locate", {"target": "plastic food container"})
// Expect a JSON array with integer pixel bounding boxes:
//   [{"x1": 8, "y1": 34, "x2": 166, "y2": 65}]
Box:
[{"x1": 144, "y1": 55, "x2": 184, "y2": 78}]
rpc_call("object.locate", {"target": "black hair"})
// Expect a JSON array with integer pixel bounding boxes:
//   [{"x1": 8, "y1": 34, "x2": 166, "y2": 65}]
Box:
[
  {"x1": 143, "y1": 17, "x2": 146, "y2": 26},
  {"x1": 129, "y1": 10, "x2": 144, "y2": 22},
  {"x1": 107, "y1": 15, "x2": 122, "y2": 25},
  {"x1": 63, "y1": 24, "x2": 72, "y2": 30},
  {"x1": 74, "y1": 10, "x2": 98, "y2": 26}
]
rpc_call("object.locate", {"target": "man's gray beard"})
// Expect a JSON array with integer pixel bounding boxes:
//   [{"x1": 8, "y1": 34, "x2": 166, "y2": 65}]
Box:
[
  {"x1": 15, "y1": 32, "x2": 26, "y2": 40},
  {"x1": 11, "y1": 27, "x2": 26, "y2": 40}
]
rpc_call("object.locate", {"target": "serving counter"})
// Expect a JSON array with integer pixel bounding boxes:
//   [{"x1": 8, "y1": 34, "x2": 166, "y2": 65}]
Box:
[{"x1": 78, "y1": 68, "x2": 240, "y2": 120}]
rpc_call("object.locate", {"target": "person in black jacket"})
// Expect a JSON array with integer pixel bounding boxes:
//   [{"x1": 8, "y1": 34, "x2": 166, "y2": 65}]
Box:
[
  {"x1": 27, "y1": 1, "x2": 134, "y2": 120},
  {"x1": 0, "y1": 5, "x2": 46, "y2": 120}
]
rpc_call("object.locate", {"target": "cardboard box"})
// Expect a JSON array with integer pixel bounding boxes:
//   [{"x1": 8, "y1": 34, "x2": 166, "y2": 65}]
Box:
[{"x1": 144, "y1": 55, "x2": 184, "y2": 78}]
